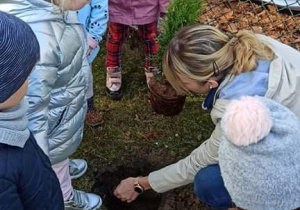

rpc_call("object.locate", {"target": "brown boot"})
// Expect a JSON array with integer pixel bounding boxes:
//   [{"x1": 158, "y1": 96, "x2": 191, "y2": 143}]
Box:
[
  {"x1": 85, "y1": 97, "x2": 104, "y2": 127},
  {"x1": 85, "y1": 109, "x2": 104, "y2": 127}
]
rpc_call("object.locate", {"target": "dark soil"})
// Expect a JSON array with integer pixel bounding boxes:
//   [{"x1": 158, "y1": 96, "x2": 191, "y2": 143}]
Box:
[
  {"x1": 92, "y1": 161, "x2": 162, "y2": 210},
  {"x1": 149, "y1": 79, "x2": 178, "y2": 99},
  {"x1": 148, "y1": 78, "x2": 186, "y2": 116},
  {"x1": 91, "y1": 149, "x2": 210, "y2": 210}
]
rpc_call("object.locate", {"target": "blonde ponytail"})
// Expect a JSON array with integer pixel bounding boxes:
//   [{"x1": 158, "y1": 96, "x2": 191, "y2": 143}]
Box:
[
  {"x1": 163, "y1": 24, "x2": 275, "y2": 95},
  {"x1": 229, "y1": 30, "x2": 275, "y2": 75}
]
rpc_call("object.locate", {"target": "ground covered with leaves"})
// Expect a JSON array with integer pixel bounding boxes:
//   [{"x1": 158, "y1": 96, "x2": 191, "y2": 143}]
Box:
[
  {"x1": 200, "y1": 0, "x2": 300, "y2": 49},
  {"x1": 72, "y1": 32, "x2": 212, "y2": 210}
]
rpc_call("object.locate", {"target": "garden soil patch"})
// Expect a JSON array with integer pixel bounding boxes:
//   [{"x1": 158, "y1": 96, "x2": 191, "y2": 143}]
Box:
[{"x1": 92, "y1": 149, "x2": 210, "y2": 210}]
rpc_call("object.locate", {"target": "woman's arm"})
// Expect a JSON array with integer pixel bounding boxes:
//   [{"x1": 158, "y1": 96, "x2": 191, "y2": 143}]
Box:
[
  {"x1": 148, "y1": 123, "x2": 222, "y2": 192},
  {"x1": 114, "y1": 123, "x2": 223, "y2": 201}
]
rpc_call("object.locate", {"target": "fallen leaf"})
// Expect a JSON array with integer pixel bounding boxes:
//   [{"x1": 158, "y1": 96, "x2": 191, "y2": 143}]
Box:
[
  {"x1": 267, "y1": 5, "x2": 277, "y2": 13},
  {"x1": 197, "y1": 134, "x2": 202, "y2": 141},
  {"x1": 252, "y1": 26, "x2": 263, "y2": 33},
  {"x1": 201, "y1": 0, "x2": 300, "y2": 50},
  {"x1": 136, "y1": 131, "x2": 157, "y2": 139},
  {"x1": 292, "y1": 38, "x2": 300, "y2": 44},
  {"x1": 134, "y1": 114, "x2": 140, "y2": 122},
  {"x1": 227, "y1": 23, "x2": 238, "y2": 33}
]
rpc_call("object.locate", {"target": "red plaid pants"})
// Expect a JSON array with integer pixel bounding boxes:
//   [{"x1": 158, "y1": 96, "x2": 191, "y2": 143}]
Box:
[{"x1": 106, "y1": 21, "x2": 159, "y2": 68}]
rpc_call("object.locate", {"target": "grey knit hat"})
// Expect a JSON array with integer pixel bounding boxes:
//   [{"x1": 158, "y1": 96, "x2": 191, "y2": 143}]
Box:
[
  {"x1": 219, "y1": 96, "x2": 300, "y2": 210},
  {"x1": 0, "y1": 12, "x2": 40, "y2": 103}
]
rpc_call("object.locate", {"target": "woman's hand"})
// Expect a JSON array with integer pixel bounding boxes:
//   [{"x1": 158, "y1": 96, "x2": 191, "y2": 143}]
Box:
[
  {"x1": 114, "y1": 177, "x2": 139, "y2": 203},
  {"x1": 114, "y1": 176, "x2": 151, "y2": 203}
]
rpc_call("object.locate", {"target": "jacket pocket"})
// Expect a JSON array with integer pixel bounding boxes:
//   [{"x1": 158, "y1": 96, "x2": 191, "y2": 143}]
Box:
[{"x1": 48, "y1": 107, "x2": 67, "y2": 135}]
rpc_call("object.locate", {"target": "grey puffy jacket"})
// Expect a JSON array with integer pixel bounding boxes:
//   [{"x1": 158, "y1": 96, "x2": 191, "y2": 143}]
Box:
[{"x1": 0, "y1": 0, "x2": 89, "y2": 164}]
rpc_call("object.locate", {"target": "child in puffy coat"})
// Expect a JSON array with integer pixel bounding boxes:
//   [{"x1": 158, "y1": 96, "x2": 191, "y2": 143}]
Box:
[
  {"x1": 78, "y1": 0, "x2": 108, "y2": 126},
  {"x1": 0, "y1": 12, "x2": 63, "y2": 210},
  {"x1": 105, "y1": 0, "x2": 170, "y2": 100},
  {"x1": 0, "y1": 0, "x2": 102, "y2": 209}
]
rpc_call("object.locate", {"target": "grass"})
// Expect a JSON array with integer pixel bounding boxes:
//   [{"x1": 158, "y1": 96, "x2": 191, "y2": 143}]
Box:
[{"x1": 72, "y1": 31, "x2": 214, "y2": 209}]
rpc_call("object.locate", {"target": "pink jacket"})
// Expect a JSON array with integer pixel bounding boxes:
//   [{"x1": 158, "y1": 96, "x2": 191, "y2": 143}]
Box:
[{"x1": 109, "y1": 0, "x2": 169, "y2": 25}]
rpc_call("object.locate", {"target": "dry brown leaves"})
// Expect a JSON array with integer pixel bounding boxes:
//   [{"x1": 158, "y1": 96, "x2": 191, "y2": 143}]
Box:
[{"x1": 198, "y1": 0, "x2": 300, "y2": 49}]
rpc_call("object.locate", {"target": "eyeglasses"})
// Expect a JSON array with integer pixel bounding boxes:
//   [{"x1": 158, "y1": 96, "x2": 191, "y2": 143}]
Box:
[{"x1": 213, "y1": 61, "x2": 220, "y2": 76}]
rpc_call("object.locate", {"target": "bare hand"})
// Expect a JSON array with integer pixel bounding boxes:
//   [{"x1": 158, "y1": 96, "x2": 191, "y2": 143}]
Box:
[
  {"x1": 86, "y1": 47, "x2": 93, "y2": 56},
  {"x1": 52, "y1": 0, "x2": 90, "y2": 10},
  {"x1": 114, "y1": 177, "x2": 139, "y2": 203}
]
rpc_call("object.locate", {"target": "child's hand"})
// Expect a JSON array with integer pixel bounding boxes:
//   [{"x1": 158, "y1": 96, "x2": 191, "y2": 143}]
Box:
[
  {"x1": 52, "y1": 0, "x2": 90, "y2": 11},
  {"x1": 87, "y1": 37, "x2": 98, "y2": 56},
  {"x1": 86, "y1": 47, "x2": 93, "y2": 57}
]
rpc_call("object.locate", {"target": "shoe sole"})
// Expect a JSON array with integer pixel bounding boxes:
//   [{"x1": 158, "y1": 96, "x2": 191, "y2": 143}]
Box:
[
  {"x1": 86, "y1": 120, "x2": 104, "y2": 127},
  {"x1": 95, "y1": 199, "x2": 102, "y2": 210},
  {"x1": 64, "y1": 197, "x2": 102, "y2": 210},
  {"x1": 70, "y1": 164, "x2": 88, "y2": 180},
  {"x1": 106, "y1": 92, "x2": 123, "y2": 100}
]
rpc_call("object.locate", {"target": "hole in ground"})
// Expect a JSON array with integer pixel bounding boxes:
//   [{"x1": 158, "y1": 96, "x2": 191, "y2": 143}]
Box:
[
  {"x1": 92, "y1": 159, "x2": 163, "y2": 210},
  {"x1": 91, "y1": 150, "x2": 210, "y2": 210}
]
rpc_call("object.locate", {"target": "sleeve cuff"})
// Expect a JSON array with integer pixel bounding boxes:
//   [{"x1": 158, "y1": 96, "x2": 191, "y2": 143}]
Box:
[{"x1": 148, "y1": 170, "x2": 173, "y2": 193}]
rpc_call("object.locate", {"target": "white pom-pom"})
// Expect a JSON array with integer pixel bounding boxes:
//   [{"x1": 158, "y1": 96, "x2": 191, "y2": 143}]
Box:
[{"x1": 222, "y1": 96, "x2": 272, "y2": 146}]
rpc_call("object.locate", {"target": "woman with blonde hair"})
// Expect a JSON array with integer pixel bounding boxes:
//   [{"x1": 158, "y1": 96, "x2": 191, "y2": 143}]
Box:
[{"x1": 114, "y1": 24, "x2": 300, "y2": 209}]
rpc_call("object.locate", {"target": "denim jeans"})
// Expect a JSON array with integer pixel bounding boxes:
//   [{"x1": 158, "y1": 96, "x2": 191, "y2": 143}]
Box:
[{"x1": 194, "y1": 164, "x2": 233, "y2": 210}]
